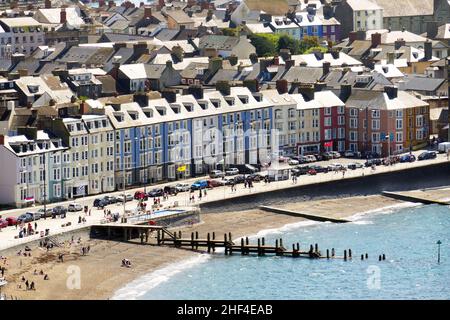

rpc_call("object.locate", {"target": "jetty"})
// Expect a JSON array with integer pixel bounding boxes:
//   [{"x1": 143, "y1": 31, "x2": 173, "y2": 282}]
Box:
[{"x1": 258, "y1": 206, "x2": 350, "y2": 223}]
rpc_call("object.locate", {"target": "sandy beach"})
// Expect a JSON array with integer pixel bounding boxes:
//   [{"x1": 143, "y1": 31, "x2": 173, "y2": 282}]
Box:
[{"x1": 0, "y1": 194, "x2": 415, "y2": 300}]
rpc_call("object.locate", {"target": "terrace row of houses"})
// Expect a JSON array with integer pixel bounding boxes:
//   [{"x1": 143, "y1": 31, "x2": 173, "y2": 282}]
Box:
[{"x1": 0, "y1": 84, "x2": 429, "y2": 207}]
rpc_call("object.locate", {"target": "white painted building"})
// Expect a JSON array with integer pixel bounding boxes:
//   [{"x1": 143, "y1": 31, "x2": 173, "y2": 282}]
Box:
[{"x1": 0, "y1": 130, "x2": 66, "y2": 208}]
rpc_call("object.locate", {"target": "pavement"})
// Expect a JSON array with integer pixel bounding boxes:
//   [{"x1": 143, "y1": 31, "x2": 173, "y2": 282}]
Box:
[{"x1": 0, "y1": 149, "x2": 448, "y2": 251}]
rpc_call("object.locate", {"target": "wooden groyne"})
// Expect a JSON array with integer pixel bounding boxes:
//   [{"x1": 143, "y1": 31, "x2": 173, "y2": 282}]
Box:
[
  {"x1": 258, "y1": 206, "x2": 350, "y2": 223},
  {"x1": 157, "y1": 230, "x2": 383, "y2": 261},
  {"x1": 382, "y1": 191, "x2": 450, "y2": 206}
]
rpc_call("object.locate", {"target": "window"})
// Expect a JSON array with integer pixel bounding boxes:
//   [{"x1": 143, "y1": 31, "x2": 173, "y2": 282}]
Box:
[
  {"x1": 324, "y1": 108, "x2": 331, "y2": 116},
  {"x1": 396, "y1": 119, "x2": 403, "y2": 130},
  {"x1": 396, "y1": 132, "x2": 403, "y2": 142},
  {"x1": 324, "y1": 117, "x2": 332, "y2": 126},
  {"x1": 372, "y1": 132, "x2": 380, "y2": 143},
  {"x1": 372, "y1": 119, "x2": 380, "y2": 130}
]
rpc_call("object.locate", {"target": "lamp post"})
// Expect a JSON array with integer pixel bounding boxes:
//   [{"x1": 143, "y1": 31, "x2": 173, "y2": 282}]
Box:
[{"x1": 437, "y1": 240, "x2": 442, "y2": 264}]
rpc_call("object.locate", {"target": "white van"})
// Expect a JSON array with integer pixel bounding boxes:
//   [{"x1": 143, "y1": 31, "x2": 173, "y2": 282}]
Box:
[{"x1": 438, "y1": 142, "x2": 450, "y2": 153}]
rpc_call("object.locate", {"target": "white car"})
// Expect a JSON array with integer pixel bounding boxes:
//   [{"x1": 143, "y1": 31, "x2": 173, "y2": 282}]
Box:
[
  {"x1": 175, "y1": 183, "x2": 191, "y2": 192},
  {"x1": 68, "y1": 203, "x2": 83, "y2": 212},
  {"x1": 288, "y1": 158, "x2": 299, "y2": 165},
  {"x1": 305, "y1": 155, "x2": 316, "y2": 162},
  {"x1": 225, "y1": 168, "x2": 239, "y2": 176},
  {"x1": 117, "y1": 194, "x2": 133, "y2": 202},
  {"x1": 327, "y1": 163, "x2": 344, "y2": 171}
]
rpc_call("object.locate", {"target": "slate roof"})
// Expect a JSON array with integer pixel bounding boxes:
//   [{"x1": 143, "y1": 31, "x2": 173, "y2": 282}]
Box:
[{"x1": 372, "y1": 0, "x2": 434, "y2": 17}]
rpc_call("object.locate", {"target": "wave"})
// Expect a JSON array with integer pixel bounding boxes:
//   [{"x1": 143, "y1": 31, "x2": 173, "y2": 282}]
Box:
[
  {"x1": 111, "y1": 253, "x2": 211, "y2": 300},
  {"x1": 347, "y1": 201, "x2": 423, "y2": 222}
]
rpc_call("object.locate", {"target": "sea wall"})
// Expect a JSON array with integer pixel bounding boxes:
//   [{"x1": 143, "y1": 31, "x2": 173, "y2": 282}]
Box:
[{"x1": 200, "y1": 162, "x2": 450, "y2": 213}]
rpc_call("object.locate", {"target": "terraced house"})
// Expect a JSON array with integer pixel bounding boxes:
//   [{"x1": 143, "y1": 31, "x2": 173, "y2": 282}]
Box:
[{"x1": 0, "y1": 128, "x2": 66, "y2": 208}]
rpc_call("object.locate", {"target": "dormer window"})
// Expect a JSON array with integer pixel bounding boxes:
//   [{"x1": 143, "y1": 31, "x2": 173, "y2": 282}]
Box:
[
  {"x1": 238, "y1": 95, "x2": 248, "y2": 104},
  {"x1": 183, "y1": 103, "x2": 193, "y2": 112},
  {"x1": 114, "y1": 113, "x2": 124, "y2": 122},
  {"x1": 198, "y1": 101, "x2": 208, "y2": 110},
  {"x1": 27, "y1": 84, "x2": 39, "y2": 93},
  {"x1": 144, "y1": 110, "x2": 153, "y2": 118},
  {"x1": 211, "y1": 99, "x2": 221, "y2": 108},
  {"x1": 156, "y1": 106, "x2": 166, "y2": 116},
  {"x1": 225, "y1": 97, "x2": 235, "y2": 106},
  {"x1": 170, "y1": 104, "x2": 181, "y2": 114},
  {"x1": 128, "y1": 111, "x2": 138, "y2": 120}
]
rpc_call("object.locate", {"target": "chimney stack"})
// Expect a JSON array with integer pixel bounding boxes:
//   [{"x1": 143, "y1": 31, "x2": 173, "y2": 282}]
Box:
[
  {"x1": 0, "y1": 135, "x2": 4, "y2": 145},
  {"x1": 108, "y1": 0, "x2": 115, "y2": 8},
  {"x1": 285, "y1": 59, "x2": 295, "y2": 70},
  {"x1": 349, "y1": 31, "x2": 357, "y2": 43},
  {"x1": 45, "y1": 0, "x2": 51, "y2": 9},
  {"x1": 340, "y1": 83, "x2": 352, "y2": 102},
  {"x1": 161, "y1": 89, "x2": 177, "y2": 103},
  {"x1": 157, "y1": 0, "x2": 165, "y2": 10},
  {"x1": 424, "y1": 40, "x2": 432, "y2": 61},
  {"x1": 276, "y1": 79, "x2": 288, "y2": 94},
  {"x1": 426, "y1": 21, "x2": 438, "y2": 39},
  {"x1": 384, "y1": 85, "x2": 398, "y2": 99},
  {"x1": 144, "y1": 6, "x2": 152, "y2": 19},
  {"x1": 188, "y1": 85, "x2": 204, "y2": 99},
  {"x1": 60, "y1": 8, "x2": 67, "y2": 24},
  {"x1": 216, "y1": 81, "x2": 231, "y2": 96},
  {"x1": 322, "y1": 61, "x2": 330, "y2": 76},
  {"x1": 371, "y1": 32, "x2": 381, "y2": 47}
]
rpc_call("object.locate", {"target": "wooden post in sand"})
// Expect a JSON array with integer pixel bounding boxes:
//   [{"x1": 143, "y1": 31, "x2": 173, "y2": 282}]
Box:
[
  {"x1": 224, "y1": 234, "x2": 228, "y2": 255},
  {"x1": 257, "y1": 238, "x2": 261, "y2": 256},
  {"x1": 241, "y1": 238, "x2": 244, "y2": 255},
  {"x1": 207, "y1": 233, "x2": 211, "y2": 253},
  {"x1": 327, "y1": 249, "x2": 330, "y2": 259},
  {"x1": 344, "y1": 250, "x2": 347, "y2": 261},
  {"x1": 191, "y1": 232, "x2": 195, "y2": 250}
]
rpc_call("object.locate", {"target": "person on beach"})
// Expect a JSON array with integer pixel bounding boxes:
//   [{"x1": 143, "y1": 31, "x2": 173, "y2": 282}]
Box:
[
  {"x1": 44, "y1": 274, "x2": 49, "y2": 280},
  {"x1": 25, "y1": 280, "x2": 29, "y2": 290}
]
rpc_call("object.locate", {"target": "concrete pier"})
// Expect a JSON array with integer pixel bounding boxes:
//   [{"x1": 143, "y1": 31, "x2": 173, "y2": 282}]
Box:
[
  {"x1": 258, "y1": 206, "x2": 350, "y2": 223},
  {"x1": 382, "y1": 190, "x2": 450, "y2": 206}
]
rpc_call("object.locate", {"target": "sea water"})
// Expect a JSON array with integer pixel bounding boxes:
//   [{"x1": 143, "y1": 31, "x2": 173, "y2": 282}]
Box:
[{"x1": 114, "y1": 204, "x2": 450, "y2": 300}]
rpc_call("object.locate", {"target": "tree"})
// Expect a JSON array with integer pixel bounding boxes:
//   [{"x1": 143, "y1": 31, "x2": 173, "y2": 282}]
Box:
[
  {"x1": 249, "y1": 33, "x2": 278, "y2": 57},
  {"x1": 299, "y1": 36, "x2": 320, "y2": 53},
  {"x1": 277, "y1": 34, "x2": 302, "y2": 54},
  {"x1": 222, "y1": 27, "x2": 239, "y2": 37},
  {"x1": 303, "y1": 46, "x2": 328, "y2": 54}
]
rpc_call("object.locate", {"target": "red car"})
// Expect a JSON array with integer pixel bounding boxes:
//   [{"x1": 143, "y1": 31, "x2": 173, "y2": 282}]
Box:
[
  {"x1": 307, "y1": 168, "x2": 317, "y2": 175},
  {"x1": 5, "y1": 216, "x2": 18, "y2": 226},
  {"x1": 134, "y1": 191, "x2": 148, "y2": 201},
  {"x1": 0, "y1": 218, "x2": 8, "y2": 228},
  {"x1": 208, "y1": 179, "x2": 225, "y2": 188}
]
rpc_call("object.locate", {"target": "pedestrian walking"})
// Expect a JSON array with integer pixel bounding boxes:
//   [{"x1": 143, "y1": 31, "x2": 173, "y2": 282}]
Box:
[{"x1": 34, "y1": 222, "x2": 37, "y2": 231}]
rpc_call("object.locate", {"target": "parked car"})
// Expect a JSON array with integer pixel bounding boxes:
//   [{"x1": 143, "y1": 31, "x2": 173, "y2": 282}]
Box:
[
  {"x1": 93, "y1": 198, "x2": 107, "y2": 209},
  {"x1": 418, "y1": 151, "x2": 437, "y2": 161},
  {"x1": 305, "y1": 155, "x2": 317, "y2": 163},
  {"x1": 209, "y1": 170, "x2": 225, "y2": 178},
  {"x1": 163, "y1": 186, "x2": 178, "y2": 195},
  {"x1": 365, "y1": 158, "x2": 383, "y2": 167},
  {"x1": 347, "y1": 162, "x2": 364, "y2": 170},
  {"x1": 233, "y1": 175, "x2": 246, "y2": 184},
  {"x1": 17, "y1": 212, "x2": 40, "y2": 223},
  {"x1": 438, "y1": 142, "x2": 450, "y2": 153},
  {"x1": 309, "y1": 165, "x2": 328, "y2": 173},
  {"x1": 117, "y1": 194, "x2": 133, "y2": 202},
  {"x1": 296, "y1": 155, "x2": 308, "y2": 164},
  {"x1": 37, "y1": 208, "x2": 53, "y2": 218},
  {"x1": 148, "y1": 189, "x2": 164, "y2": 197},
  {"x1": 0, "y1": 218, "x2": 8, "y2": 228},
  {"x1": 288, "y1": 158, "x2": 299, "y2": 166},
  {"x1": 235, "y1": 164, "x2": 259, "y2": 174},
  {"x1": 68, "y1": 203, "x2": 83, "y2": 212},
  {"x1": 175, "y1": 183, "x2": 191, "y2": 192},
  {"x1": 343, "y1": 150, "x2": 362, "y2": 158},
  {"x1": 400, "y1": 154, "x2": 416, "y2": 163},
  {"x1": 103, "y1": 195, "x2": 119, "y2": 204},
  {"x1": 134, "y1": 191, "x2": 148, "y2": 201},
  {"x1": 225, "y1": 168, "x2": 239, "y2": 176},
  {"x1": 293, "y1": 166, "x2": 310, "y2": 176},
  {"x1": 6, "y1": 216, "x2": 18, "y2": 226},
  {"x1": 52, "y1": 206, "x2": 67, "y2": 217},
  {"x1": 307, "y1": 168, "x2": 317, "y2": 175},
  {"x1": 191, "y1": 180, "x2": 208, "y2": 190},
  {"x1": 208, "y1": 179, "x2": 225, "y2": 188},
  {"x1": 330, "y1": 151, "x2": 341, "y2": 159},
  {"x1": 327, "y1": 163, "x2": 344, "y2": 171},
  {"x1": 313, "y1": 153, "x2": 324, "y2": 161},
  {"x1": 363, "y1": 151, "x2": 381, "y2": 159},
  {"x1": 321, "y1": 152, "x2": 334, "y2": 160},
  {"x1": 247, "y1": 173, "x2": 264, "y2": 182},
  {"x1": 17, "y1": 213, "x2": 33, "y2": 223}
]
